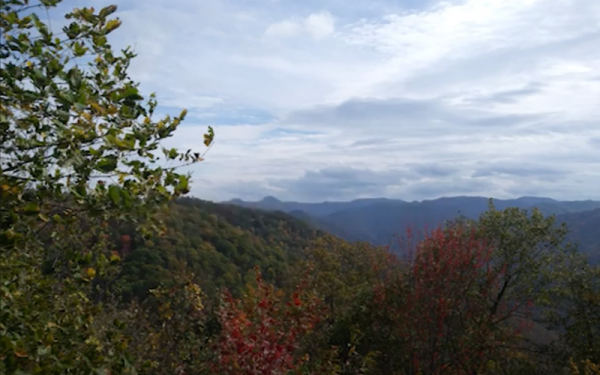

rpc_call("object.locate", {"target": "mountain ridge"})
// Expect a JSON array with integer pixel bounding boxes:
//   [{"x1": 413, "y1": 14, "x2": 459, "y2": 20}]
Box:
[{"x1": 224, "y1": 195, "x2": 600, "y2": 264}]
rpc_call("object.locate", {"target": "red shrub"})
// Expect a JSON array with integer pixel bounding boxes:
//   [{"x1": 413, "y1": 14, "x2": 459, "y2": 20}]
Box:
[{"x1": 212, "y1": 271, "x2": 322, "y2": 375}]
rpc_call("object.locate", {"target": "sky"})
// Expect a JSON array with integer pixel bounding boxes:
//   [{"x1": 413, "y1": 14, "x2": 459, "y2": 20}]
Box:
[{"x1": 52, "y1": 0, "x2": 599, "y2": 202}]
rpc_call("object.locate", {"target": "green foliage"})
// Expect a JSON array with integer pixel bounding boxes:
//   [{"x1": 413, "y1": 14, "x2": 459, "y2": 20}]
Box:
[
  {"x1": 0, "y1": 1, "x2": 212, "y2": 372},
  {"x1": 1, "y1": 0, "x2": 213, "y2": 238},
  {"x1": 117, "y1": 198, "x2": 325, "y2": 300},
  {"x1": 123, "y1": 273, "x2": 209, "y2": 374},
  {"x1": 474, "y1": 201, "x2": 576, "y2": 311}
]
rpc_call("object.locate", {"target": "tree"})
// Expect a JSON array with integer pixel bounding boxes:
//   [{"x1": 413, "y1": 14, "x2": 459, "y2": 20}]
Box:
[
  {"x1": 334, "y1": 203, "x2": 577, "y2": 375},
  {"x1": 366, "y1": 226, "x2": 516, "y2": 375},
  {"x1": 299, "y1": 236, "x2": 396, "y2": 374},
  {"x1": 0, "y1": 1, "x2": 213, "y2": 372},
  {"x1": 472, "y1": 202, "x2": 575, "y2": 321}
]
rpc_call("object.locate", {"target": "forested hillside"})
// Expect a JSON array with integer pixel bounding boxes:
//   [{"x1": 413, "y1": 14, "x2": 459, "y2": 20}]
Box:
[{"x1": 117, "y1": 198, "x2": 325, "y2": 300}]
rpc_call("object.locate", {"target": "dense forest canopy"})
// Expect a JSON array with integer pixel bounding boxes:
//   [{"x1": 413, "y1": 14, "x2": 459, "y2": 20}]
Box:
[{"x1": 1, "y1": 1, "x2": 599, "y2": 374}]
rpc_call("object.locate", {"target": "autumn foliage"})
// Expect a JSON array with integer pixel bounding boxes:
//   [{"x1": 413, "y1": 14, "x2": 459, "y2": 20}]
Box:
[
  {"x1": 211, "y1": 271, "x2": 323, "y2": 375},
  {"x1": 368, "y1": 226, "x2": 536, "y2": 374}
]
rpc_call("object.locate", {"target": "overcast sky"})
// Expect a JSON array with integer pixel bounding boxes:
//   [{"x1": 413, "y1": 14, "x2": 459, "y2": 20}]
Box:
[{"x1": 55, "y1": 0, "x2": 599, "y2": 202}]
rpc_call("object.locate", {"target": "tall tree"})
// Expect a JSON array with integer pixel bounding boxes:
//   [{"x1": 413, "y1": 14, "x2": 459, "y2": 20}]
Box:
[{"x1": 0, "y1": 1, "x2": 213, "y2": 372}]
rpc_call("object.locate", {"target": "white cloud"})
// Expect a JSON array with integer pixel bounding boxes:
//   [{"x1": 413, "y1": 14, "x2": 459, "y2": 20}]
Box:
[
  {"x1": 305, "y1": 11, "x2": 335, "y2": 40},
  {"x1": 265, "y1": 19, "x2": 302, "y2": 39},
  {"x1": 265, "y1": 11, "x2": 335, "y2": 41},
  {"x1": 162, "y1": 95, "x2": 224, "y2": 110},
  {"x1": 49, "y1": 0, "x2": 600, "y2": 202}
]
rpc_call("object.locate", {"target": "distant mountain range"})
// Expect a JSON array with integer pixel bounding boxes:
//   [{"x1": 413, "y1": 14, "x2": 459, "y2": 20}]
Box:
[{"x1": 223, "y1": 196, "x2": 600, "y2": 264}]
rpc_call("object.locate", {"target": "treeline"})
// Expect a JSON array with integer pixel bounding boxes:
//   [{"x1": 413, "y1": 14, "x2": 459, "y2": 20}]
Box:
[{"x1": 1, "y1": 2, "x2": 599, "y2": 374}]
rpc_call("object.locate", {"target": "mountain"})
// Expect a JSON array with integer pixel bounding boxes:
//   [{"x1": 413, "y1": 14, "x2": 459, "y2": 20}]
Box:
[
  {"x1": 223, "y1": 196, "x2": 405, "y2": 217},
  {"x1": 225, "y1": 195, "x2": 600, "y2": 263},
  {"x1": 225, "y1": 196, "x2": 600, "y2": 219}
]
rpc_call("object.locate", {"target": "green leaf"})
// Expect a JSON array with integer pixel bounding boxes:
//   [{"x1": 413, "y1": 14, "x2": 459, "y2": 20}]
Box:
[
  {"x1": 176, "y1": 175, "x2": 189, "y2": 193},
  {"x1": 67, "y1": 68, "x2": 82, "y2": 89},
  {"x1": 99, "y1": 5, "x2": 118, "y2": 19},
  {"x1": 108, "y1": 185, "x2": 121, "y2": 205},
  {"x1": 23, "y1": 202, "x2": 40, "y2": 215},
  {"x1": 73, "y1": 42, "x2": 88, "y2": 57},
  {"x1": 96, "y1": 156, "x2": 118, "y2": 173},
  {"x1": 74, "y1": 102, "x2": 86, "y2": 111}
]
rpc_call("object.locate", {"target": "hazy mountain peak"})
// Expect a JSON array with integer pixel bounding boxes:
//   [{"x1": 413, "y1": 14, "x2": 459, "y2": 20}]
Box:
[{"x1": 260, "y1": 196, "x2": 281, "y2": 204}]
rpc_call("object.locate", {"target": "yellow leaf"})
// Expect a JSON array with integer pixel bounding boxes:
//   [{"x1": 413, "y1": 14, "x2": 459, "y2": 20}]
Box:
[
  {"x1": 86, "y1": 268, "x2": 96, "y2": 278},
  {"x1": 90, "y1": 102, "x2": 104, "y2": 114},
  {"x1": 110, "y1": 252, "x2": 121, "y2": 263},
  {"x1": 105, "y1": 19, "x2": 122, "y2": 33}
]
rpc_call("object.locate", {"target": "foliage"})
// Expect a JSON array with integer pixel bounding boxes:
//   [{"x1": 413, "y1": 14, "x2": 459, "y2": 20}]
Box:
[
  {"x1": 403, "y1": 227, "x2": 514, "y2": 374},
  {"x1": 210, "y1": 270, "x2": 324, "y2": 375},
  {"x1": 298, "y1": 236, "x2": 396, "y2": 374},
  {"x1": 123, "y1": 273, "x2": 209, "y2": 374},
  {"x1": 296, "y1": 203, "x2": 587, "y2": 375},
  {"x1": 0, "y1": 0, "x2": 212, "y2": 372},
  {"x1": 356, "y1": 226, "x2": 515, "y2": 374},
  {"x1": 473, "y1": 202, "x2": 576, "y2": 314},
  {"x1": 569, "y1": 359, "x2": 600, "y2": 375}
]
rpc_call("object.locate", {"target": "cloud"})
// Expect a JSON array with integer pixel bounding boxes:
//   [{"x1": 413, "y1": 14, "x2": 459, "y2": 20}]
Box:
[
  {"x1": 281, "y1": 97, "x2": 551, "y2": 137},
  {"x1": 265, "y1": 20, "x2": 302, "y2": 39},
  {"x1": 471, "y1": 162, "x2": 570, "y2": 181},
  {"x1": 407, "y1": 163, "x2": 460, "y2": 178},
  {"x1": 161, "y1": 95, "x2": 224, "y2": 111},
  {"x1": 267, "y1": 167, "x2": 409, "y2": 201},
  {"x1": 45, "y1": 0, "x2": 600, "y2": 202},
  {"x1": 400, "y1": 178, "x2": 498, "y2": 200},
  {"x1": 305, "y1": 11, "x2": 335, "y2": 40},
  {"x1": 264, "y1": 11, "x2": 335, "y2": 41},
  {"x1": 265, "y1": 166, "x2": 499, "y2": 202},
  {"x1": 464, "y1": 82, "x2": 545, "y2": 104}
]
